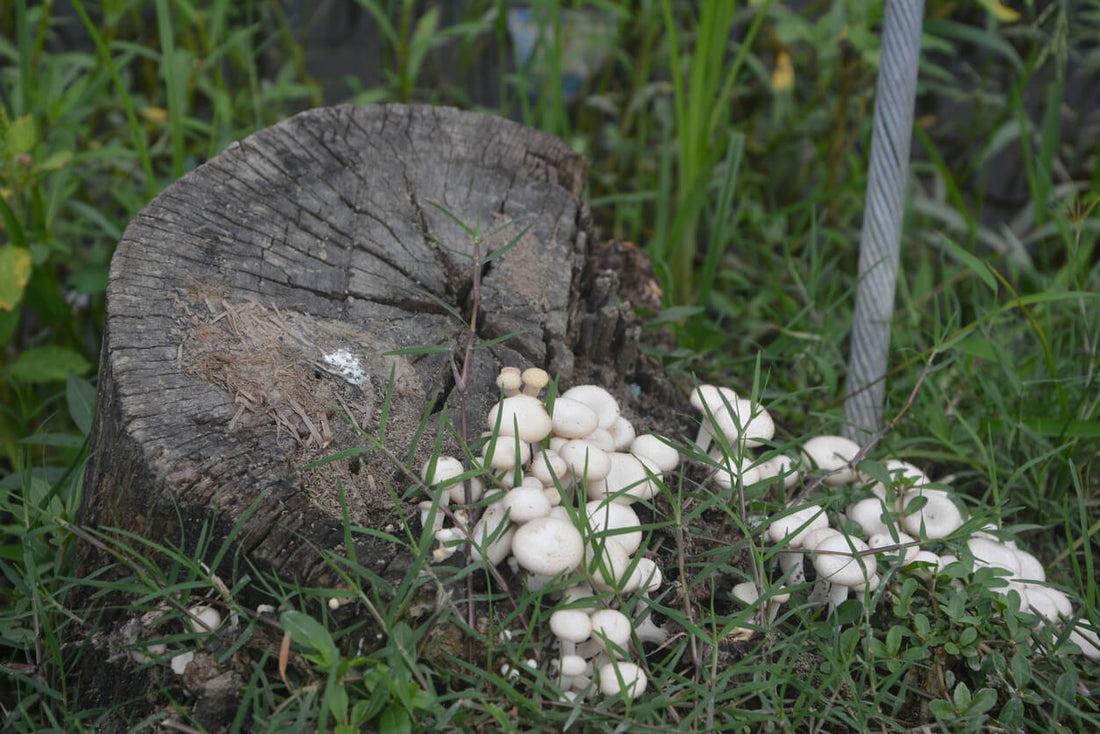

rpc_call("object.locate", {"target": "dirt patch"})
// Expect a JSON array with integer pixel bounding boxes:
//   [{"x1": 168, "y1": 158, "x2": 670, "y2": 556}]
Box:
[{"x1": 172, "y1": 282, "x2": 428, "y2": 521}]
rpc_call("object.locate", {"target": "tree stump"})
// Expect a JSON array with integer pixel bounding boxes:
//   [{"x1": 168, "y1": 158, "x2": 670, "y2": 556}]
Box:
[{"x1": 78, "y1": 103, "x2": 683, "y2": 605}]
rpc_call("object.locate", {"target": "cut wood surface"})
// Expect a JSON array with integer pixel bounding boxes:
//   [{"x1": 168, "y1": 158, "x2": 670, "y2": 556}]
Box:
[{"x1": 78, "y1": 103, "x2": 683, "y2": 600}]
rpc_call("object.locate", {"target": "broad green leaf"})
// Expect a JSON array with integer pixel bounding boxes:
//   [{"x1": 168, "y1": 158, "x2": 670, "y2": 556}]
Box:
[
  {"x1": 280, "y1": 610, "x2": 338, "y2": 667},
  {"x1": 968, "y1": 687, "x2": 998, "y2": 716},
  {"x1": 0, "y1": 245, "x2": 31, "y2": 310},
  {"x1": 7, "y1": 114, "x2": 36, "y2": 155},
  {"x1": 379, "y1": 705, "x2": 411, "y2": 734},
  {"x1": 8, "y1": 345, "x2": 91, "y2": 383}
]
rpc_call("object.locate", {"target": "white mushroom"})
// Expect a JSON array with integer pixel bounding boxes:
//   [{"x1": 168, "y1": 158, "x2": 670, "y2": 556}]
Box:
[
  {"x1": 800, "y1": 435, "x2": 861, "y2": 486},
  {"x1": 591, "y1": 452, "x2": 659, "y2": 503},
  {"x1": 867, "y1": 531, "x2": 920, "y2": 563},
  {"x1": 598, "y1": 660, "x2": 647, "y2": 700},
  {"x1": 496, "y1": 367, "x2": 522, "y2": 397},
  {"x1": 587, "y1": 609, "x2": 633, "y2": 657},
  {"x1": 469, "y1": 492, "x2": 515, "y2": 566},
  {"x1": 185, "y1": 605, "x2": 222, "y2": 634},
  {"x1": 689, "y1": 384, "x2": 740, "y2": 453},
  {"x1": 629, "y1": 434, "x2": 680, "y2": 474},
  {"x1": 768, "y1": 504, "x2": 829, "y2": 586},
  {"x1": 502, "y1": 486, "x2": 553, "y2": 522},
  {"x1": 608, "y1": 416, "x2": 637, "y2": 451},
  {"x1": 550, "y1": 397, "x2": 600, "y2": 439},
  {"x1": 848, "y1": 497, "x2": 895, "y2": 537},
  {"x1": 586, "y1": 500, "x2": 642, "y2": 555},
  {"x1": 510, "y1": 516, "x2": 584, "y2": 576},
  {"x1": 811, "y1": 534, "x2": 873, "y2": 614},
  {"x1": 901, "y1": 492, "x2": 963, "y2": 539},
  {"x1": 560, "y1": 385, "x2": 620, "y2": 430},
  {"x1": 1067, "y1": 623, "x2": 1100, "y2": 662},
  {"x1": 585, "y1": 538, "x2": 632, "y2": 593},
  {"x1": 480, "y1": 434, "x2": 532, "y2": 473},
  {"x1": 558, "y1": 439, "x2": 612, "y2": 484},
  {"x1": 757, "y1": 453, "x2": 800, "y2": 489},
  {"x1": 521, "y1": 367, "x2": 550, "y2": 397},
  {"x1": 487, "y1": 394, "x2": 553, "y2": 444}
]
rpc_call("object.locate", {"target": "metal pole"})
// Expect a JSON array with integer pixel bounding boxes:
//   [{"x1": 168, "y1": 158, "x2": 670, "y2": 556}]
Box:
[{"x1": 842, "y1": 0, "x2": 925, "y2": 444}]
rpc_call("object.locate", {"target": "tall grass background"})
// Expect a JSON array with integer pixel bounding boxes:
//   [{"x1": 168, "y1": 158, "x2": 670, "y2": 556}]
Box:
[{"x1": 1, "y1": 0, "x2": 1098, "y2": 731}]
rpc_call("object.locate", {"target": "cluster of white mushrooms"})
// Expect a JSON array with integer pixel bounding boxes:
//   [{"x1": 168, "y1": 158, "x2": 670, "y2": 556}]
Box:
[
  {"x1": 418, "y1": 377, "x2": 1099, "y2": 702},
  {"x1": 419, "y1": 367, "x2": 679, "y2": 700},
  {"x1": 694, "y1": 408, "x2": 1100, "y2": 664}
]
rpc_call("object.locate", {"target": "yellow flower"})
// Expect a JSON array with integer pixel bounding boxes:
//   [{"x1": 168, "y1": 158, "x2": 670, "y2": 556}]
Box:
[
  {"x1": 141, "y1": 107, "x2": 170, "y2": 124},
  {"x1": 772, "y1": 51, "x2": 794, "y2": 92},
  {"x1": 979, "y1": 0, "x2": 1021, "y2": 23}
]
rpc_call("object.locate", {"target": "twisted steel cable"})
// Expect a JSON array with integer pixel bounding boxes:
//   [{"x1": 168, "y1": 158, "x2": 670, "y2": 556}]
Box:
[{"x1": 842, "y1": 0, "x2": 925, "y2": 444}]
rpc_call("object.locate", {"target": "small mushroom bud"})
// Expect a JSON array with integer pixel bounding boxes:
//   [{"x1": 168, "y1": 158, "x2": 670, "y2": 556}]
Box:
[
  {"x1": 521, "y1": 367, "x2": 550, "y2": 397},
  {"x1": 496, "y1": 367, "x2": 522, "y2": 397}
]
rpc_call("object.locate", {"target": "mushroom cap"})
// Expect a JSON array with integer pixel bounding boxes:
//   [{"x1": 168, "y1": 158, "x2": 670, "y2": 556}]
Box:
[
  {"x1": 558, "y1": 439, "x2": 612, "y2": 483},
  {"x1": 629, "y1": 433, "x2": 680, "y2": 473},
  {"x1": 1067, "y1": 624, "x2": 1100, "y2": 662},
  {"x1": 496, "y1": 367, "x2": 523, "y2": 396},
  {"x1": 1023, "y1": 586, "x2": 1072, "y2": 624},
  {"x1": 801, "y1": 526, "x2": 842, "y2": 551},
  {"x1": 591, "y1": 452, "x2": 659, "y2": 503},
  {"x1": 549, "y1": 609, "x2": 592, "y2": 643},
  {"x1": 848, "y1": 497, "x2": 895, "y2": 537},
  {"x1": 598, "y1": 661, "x2": 647, "y2": 699},
  {"x1": 867, "y1": 459, "x2": 930, "y2": 497},
  {"x1": 589, "y1": 609, "x2": 632, "y2": 652},
  {"x1": 480, "y1": 434, "x2": 532, "y2": 472},
  {"x1": 487, "y1": 395, "x2": 553, "y2": 444},
  {"x1": 708, "y1": 398, "x2": 775, "y2": 448},
  {"x1": 510, "y1": 516, "x2": 584, "y2": 576},
  {"x1": 812, "y1": 534, "x2": 873, "y2": 587},
  {"x1": 421, "y1": 456, "x2": 465, "y2": 487},
  {"x1": 521, "y1": 367, "x2": 550, "y2": 395},
  {"x1": 967, "y1": 537, "x2": 1019, "y2": 575},
  {"x1": 585, "y1": 538, "x2": 631, "y2": 592},
  {"x1": 690, "y1": 385, "x2": 740, "y2": 414},
  {"x1": 559, "y1": 653, "x2": 588, "y2": 677},
  {"x1": 731, "y1": 581, "x2": 760, "y2": 605},
  {"x1": 446, "y1": 475, "x2": 484, "y2": 504},
  {"x1": 625, "y1": 557, "x2": 662, "y2": 594},
  {"x1": 713, "y1": 457, "x2": 762, "y2": 490},
  {"x1": 757, "y1": 453, "x2": 800, "y2": 489},
  {"x1": 800, "y1": 435, "x2": 861, "y2": 485},
  {"x1": 470, "y1": 494, "x2": 515, "y2": 566},
  {"x1": 867, "y1": 531, "x2": 919, "y2": 563},
  {"x1": 186, "y1": 605, "x2": 222, "y2": 634},
  {"x1": 585, "y1": 500, "x2": 642, "y2": 555},
  {"x1": 608, "y1": 416, "x2": 636, "y2": 451},
  {"x1": 901, "y1": 492, "x2": 963, "y2": 539},
  {"x1": 550, "y1": 397, "x2": 600, "y2": 439},
  {"x1": 560, "y1": 385, "x2": 620, "y2": 430},
  {"x1": 531, "y1": 449, "x2": 567, "y2": 487},
  {"x1": 502, "y1": 486, "x2": 553, "y2": 522},
  {"x1": 767, "y1": 504, "x2": 828, "y2": 547},
  {"x1": 904, "y1": 550, "x2": 944, "y2": 580},
  {"x1": 584, "y1": 427, "x2": 617, "y2": 452},
  {"x1": 1012, "y1": 548, "x2": 1046, "y2": 583}
]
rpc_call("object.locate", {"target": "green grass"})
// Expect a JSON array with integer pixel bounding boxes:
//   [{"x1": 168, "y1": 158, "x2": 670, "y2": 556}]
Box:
[{"x1": 2, "y1": 0, "x2": 1099, "y2": 731}]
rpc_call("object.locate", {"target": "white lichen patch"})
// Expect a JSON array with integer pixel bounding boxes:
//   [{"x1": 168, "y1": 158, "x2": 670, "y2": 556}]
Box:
[{"x1": 322, "y1": 348, "x2": 370, "y2": 386}]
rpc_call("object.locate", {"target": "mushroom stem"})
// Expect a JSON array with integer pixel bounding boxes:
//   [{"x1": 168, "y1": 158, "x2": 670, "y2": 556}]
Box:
[
  {"x1": 778, "y1": 550, "x2": 805, "y2": 585},
  {"x1": 826, "y1": 582, "x2": 849, "y2": 617}
]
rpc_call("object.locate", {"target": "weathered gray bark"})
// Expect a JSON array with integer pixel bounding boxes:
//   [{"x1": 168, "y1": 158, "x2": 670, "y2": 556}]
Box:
[{"x1": 78, "y1": 104, "x2": 680, "y2": 602}]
